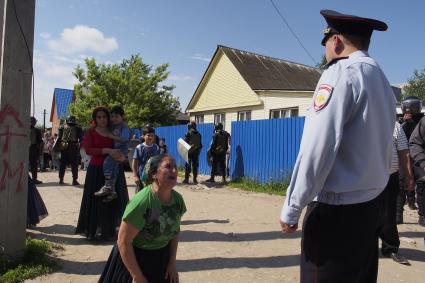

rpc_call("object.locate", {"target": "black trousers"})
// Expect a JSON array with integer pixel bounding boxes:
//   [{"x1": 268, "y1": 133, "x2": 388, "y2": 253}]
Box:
[
  {"x1": 29, "y1": 145, "x2": 40, "y2": 180},
  {"x1": 211, "y1": 154, "x2": 226, "y2": 180},
  {"x1": 380, "y1": 172, "x2": 400, "y2": 254},
  {"x1": 185, "y1": 153, "x2": 199, "y2": 181},
  {"x1": 59, "y1": 143, "x2": 79, "y2": 180},
  {"x1": 301, "y1": 191, "x2": 384, "y2": 283}
]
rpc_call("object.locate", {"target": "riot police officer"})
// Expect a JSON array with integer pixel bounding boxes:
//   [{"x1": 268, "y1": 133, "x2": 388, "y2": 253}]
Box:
[
  {"x1": 183, "y1": 121, "x2": 202, "y2": 184},
  {"x1": 206, "y1": 123, "x2": 229, "y2": 184},
  {"x1": 396, "y1": 96, "x2": 424, "y2": 224},
  {"x1": 29, "y1": 117, "x2": 43, "y2": 184},
  {"x1": 58, "y1": 115, "x2": 82, "y2": 185}
]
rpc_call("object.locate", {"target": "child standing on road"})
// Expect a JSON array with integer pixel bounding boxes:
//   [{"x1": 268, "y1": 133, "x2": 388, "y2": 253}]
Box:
[
  {"x1": 95, "y1": 106, "x2": 130, "y2": 202},
  {"x1": 132, "y1": 125, "x2": 160, "y2": 192}
]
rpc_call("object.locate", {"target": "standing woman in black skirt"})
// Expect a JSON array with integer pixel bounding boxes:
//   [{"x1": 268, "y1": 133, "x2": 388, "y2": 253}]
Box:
[
  {"x1": 100, "y1": 154, "x2": 186, "y2": 283},
  {"x1": 75, "y1": 107, "x2": 129, "y2": 240}
]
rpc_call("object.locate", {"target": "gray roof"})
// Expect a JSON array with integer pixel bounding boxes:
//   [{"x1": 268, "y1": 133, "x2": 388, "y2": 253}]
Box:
[{"x1": 219, "y1": 45, "x2": 321, "y2": 91}]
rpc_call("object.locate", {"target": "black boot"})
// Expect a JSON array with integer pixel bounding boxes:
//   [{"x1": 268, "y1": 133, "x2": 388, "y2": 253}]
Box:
[
  {"x1": 419, "y1": 216, "x2": 425, "y2": 227},
  {"x1": 72, "y1": 179, "x2": 80, "y2": 186},
  {"x1": 417, "y1": 183, "x2": 425, "y2": 225},
  {"x1": 407, "y1": 190, "x2": 417, "y2": 210},
  {"x1": 59, "y1": 178, "x2": 64, "y2": 185},
  {"x1": 396, "y1": 214, "x2": 403, "y2": 225}
]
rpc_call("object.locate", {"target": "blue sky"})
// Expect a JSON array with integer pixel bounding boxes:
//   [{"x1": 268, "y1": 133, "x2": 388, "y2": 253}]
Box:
[{"x1": 34, "y1": 0, "x2": 425, "y2": 123}]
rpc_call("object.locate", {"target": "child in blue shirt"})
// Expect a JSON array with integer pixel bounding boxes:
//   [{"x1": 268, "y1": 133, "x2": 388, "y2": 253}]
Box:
[
  {"x1": 132, "y1": 124, "x2": 160, "y2": 192},
  {"x1": 95, "y1": 106, "x2": 130, "y2": 202}
]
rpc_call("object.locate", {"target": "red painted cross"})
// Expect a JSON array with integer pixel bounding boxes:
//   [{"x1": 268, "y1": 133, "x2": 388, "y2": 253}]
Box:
[
  {"x1": 0, "y1": 160, "x2": 24, "y2": 192},
  {"x1": 0, "y1": 125, "x2": 27, "y2": 152}
]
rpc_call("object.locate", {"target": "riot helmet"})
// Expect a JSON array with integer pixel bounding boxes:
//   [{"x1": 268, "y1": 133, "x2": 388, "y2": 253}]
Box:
[
  {"x1": 30, "y1": 116, "x2": 37, "y2": 126},
  {"x1": 402, "y1": 96, "x2": 422, "y2": 115},
  {"x1": 188, "y1": 121, "x2": 197, "y2": 130},
  {"x1": 66, "y1": 115, "x2": 77, "y2": 125},
  {"x1": 215, "y1": 123, "x2": 223, "y2": 131}
]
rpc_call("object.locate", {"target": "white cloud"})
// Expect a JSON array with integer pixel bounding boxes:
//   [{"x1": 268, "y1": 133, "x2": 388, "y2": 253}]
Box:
[
  {"x1": 40, "y1": 32, "x2": 51, "y2": 39},
  {"x1": 168, "y1": 75, "x2": 194, "y2": 81},
  {"x1": 47, "y1": 25, "x2": 118, "y2": 54},
  {"x1": 190, "y1": 54, "x2": 210, "y2": 62}
]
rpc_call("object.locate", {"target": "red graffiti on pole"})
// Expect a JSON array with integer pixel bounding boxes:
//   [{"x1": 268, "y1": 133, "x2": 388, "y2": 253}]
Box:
[
  {"x1": 0, "y1": 104, "x2": 26, "y2": 192},
  {"x1": 0, "y1": 104, "x2": 23, "y2": 127},
  {"x1": 0, "y1": 160, "x2": 24, "y2": 192}
]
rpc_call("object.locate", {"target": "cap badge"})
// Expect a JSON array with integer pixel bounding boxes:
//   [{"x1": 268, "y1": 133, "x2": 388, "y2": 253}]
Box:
[{"x1": 314, "y1": 84, "x2": 333, "y2": 111}]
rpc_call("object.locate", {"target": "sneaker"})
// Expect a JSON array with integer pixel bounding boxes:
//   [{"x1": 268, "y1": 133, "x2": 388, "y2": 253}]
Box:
[
  {"x1": 33, "y1": 179, "x2": 42, "y2": 185},
  {"x1": 94, "y1": 186, "x2": 112, "y2": 197},
  {"x1": 390, "y1": 252, "x2": 410, "y2": 265},
  {"x1": 72, "y1": 180, "x2": 80, "y2": 186},
  {"x1": 102, "y1": 192, "x2": 118, "y2": 203}
]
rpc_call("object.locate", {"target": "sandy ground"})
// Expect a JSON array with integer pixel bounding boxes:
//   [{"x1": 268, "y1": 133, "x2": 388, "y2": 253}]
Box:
[{"x1": 25, "y1": 170, "x2": 425, "y2": 283}]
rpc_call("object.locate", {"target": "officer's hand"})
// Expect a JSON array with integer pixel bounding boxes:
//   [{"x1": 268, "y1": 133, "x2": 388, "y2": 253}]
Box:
[
  {"x1": 280, "y1": 220, "x2": 298, "y2": 233},
  {"x1": 405, "y1": 177, "x2": 415, "y2": 191}
]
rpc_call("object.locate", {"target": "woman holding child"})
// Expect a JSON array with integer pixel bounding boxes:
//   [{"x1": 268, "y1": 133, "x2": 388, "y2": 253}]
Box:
[
  {"x1": 99, "y1": 154, "x2": 186, "y2": 283},
  {"x1": 75, "y1": 106, "x2": 129, "y2": 241}
]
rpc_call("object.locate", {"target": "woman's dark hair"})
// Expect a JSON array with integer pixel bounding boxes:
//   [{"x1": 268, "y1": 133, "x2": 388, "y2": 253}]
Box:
[
  {"x1": 92, "y1": 106, "x2": 110, "y2": 127},
  {"x1": 143, "y1": 154, "x2": 176, "y2": 183},
  {"x1": 110, "y1": 105, "x2": 125, "y2": 116}
]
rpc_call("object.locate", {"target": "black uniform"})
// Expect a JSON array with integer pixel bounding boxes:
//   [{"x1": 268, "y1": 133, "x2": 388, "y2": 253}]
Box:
[
  {"x1": 58, "y1": 122, "x2": 83, "y2": 184},
  {"x1": 29, "y1": 125, "x2": 42, "y2": 182},
  {"x1": 207, "y1": 129, "x2": 229, "y2": 183},
  {"x1": 183, "y1": 128, "x2": 202, "y2": 184},
  {"x1": 408, "y1": 116, "x2": 425, "y2": 225}
]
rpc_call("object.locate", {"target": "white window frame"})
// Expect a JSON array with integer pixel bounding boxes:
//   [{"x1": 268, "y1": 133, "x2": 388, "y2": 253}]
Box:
[
  {"x1": 195, "y1": 115, "x2": 204, "y2": 124},
  {"x1": 270, "y1": 107, "x2": 299, "y2": 119},
  {"x1": 238, "y1": 110, "x2": 251, "y2": 121}
]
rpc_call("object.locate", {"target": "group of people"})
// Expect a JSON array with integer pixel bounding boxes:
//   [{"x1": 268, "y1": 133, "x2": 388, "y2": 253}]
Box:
[
  {"x1": 183, "y1": 121, "x2": 231, "y2": 185},
  {"x1": 25, "y1": 9, "x2": 425, "y2": 283},
  {"x1": 29, "y1": 115, "x2": 83, "y2": 185}
]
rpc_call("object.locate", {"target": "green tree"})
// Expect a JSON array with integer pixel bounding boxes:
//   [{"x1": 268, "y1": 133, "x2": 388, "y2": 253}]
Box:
[
  {"x1": 69, "y1": 55, "x2": 180, "y2": 128},
  {"x1": 403, "y1": 68, "x2": 425, "y2": 101},
  {"x1": 315, "y1": 54, "x2": 327, "y2": 70}
]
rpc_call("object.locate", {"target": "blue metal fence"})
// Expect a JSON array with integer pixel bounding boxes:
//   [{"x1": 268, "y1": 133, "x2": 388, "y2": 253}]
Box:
[
  {"x1": 229, "y1": 117, "x2": 305, "y2": 183},
  {"x1": 155, "y1": 123, "x2": 215, "y2": 175}
]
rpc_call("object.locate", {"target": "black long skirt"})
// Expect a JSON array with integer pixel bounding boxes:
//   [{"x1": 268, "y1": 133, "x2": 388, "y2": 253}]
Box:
[
  {"x1": 27, "y1": 176, "x2": 48, "y2": 226},
  {"x1": 75, "y1": 164, "x2": 129, "y2": 239},
  {"x1": 99, "y1": 244, "x2": 170, "y2": 283}
]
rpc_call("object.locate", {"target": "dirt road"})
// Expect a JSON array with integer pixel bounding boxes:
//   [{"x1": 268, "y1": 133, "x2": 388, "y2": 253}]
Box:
[{"x1": 26, "y1": 171, "x2": 425, "y2": 283}]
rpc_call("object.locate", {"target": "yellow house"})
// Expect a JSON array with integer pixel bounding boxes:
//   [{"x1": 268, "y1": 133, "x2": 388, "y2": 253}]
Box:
[{"x1": 186, "y1": 45, "x2": 322, "y2": 132}]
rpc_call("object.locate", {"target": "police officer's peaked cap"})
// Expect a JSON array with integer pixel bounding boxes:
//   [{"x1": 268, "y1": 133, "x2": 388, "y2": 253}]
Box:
[
  {"x1": 320, "y1": 10, "x2": 388, "y2": 46},
  {"x1": 30, "y1": 116, "x2": 37, "y2": 123}
]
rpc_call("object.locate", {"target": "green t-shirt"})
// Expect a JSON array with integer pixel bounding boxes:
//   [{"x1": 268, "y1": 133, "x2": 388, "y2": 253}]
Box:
[{"x1": 122, "y1": 185, "x2": 186, "y2": 250}]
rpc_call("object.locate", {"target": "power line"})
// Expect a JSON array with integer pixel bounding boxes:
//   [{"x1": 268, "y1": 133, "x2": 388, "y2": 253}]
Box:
[
  {"x1": 269, "y1": 0, "x2": 317, "y2": 66},
  {"x1": 11, "y1": 0, "x2": 35, "y2": 116}
]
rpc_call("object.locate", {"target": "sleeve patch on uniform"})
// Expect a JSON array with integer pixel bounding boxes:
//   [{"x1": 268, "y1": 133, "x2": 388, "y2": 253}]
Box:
[{"x1": 314, "y1": 84, "x2": 333, "y2": 111}]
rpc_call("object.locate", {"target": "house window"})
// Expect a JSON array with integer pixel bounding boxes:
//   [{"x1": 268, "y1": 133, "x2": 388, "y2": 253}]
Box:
[
  {"x1": 238, "y1": 110, "x2": 251, "y2": 121},
  {"x1": 270, "y1": 107, "x2": 299, "y2": 119},
  {"x1": 195, "y1": 115, "x2": 204, "y2": 124},
  {"x1": 214, "y1": 113, "x2": 226, "y2": 129}
]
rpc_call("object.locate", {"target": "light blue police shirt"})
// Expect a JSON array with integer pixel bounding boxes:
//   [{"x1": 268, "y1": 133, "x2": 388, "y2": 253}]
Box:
[{"x1": 280, "y1": 50, "x2": 396, "y2": 225}]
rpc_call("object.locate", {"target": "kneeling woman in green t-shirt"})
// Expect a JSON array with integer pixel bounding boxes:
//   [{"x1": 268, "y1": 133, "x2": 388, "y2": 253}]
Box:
[{"x1": 100, "y1": 154, "x2": 186, "y2": 283}]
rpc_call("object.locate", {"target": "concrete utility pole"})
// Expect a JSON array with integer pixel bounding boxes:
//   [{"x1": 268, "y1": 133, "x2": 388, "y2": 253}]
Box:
[{"x1": 0, "y1": 0, "x2": 36, "y2": 257}]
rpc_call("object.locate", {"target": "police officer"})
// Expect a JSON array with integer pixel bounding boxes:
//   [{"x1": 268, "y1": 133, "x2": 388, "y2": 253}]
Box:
[
  {"x1": 396, "y1": 96, "x2": 423, "y2": 223},
  {"x1": 29, "y1": 117, "x2": 43, "y2": 184},
  {"x1": 408, "y1": 110, "x2": 425, "y2": 227},
  {"x1": 206, "y1": 123, "x2": 229, "y2": 184},
  {"x1": 58, "y1": 115, "x2": 82, "y2": 185},
  {"x1": 280, "y1": 10, "x2": 395, "y2": 282},
  {"x1": 183, "y1": 121, "x2": 202, "y2": 184}
]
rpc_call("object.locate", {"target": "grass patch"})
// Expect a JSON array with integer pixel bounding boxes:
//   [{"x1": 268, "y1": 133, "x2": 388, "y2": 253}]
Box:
[
  {"x1": 177, "y1": 165, "x2": 185, "y2": 178},
  {"x1": 228, "y1": 177, "x2": 289, "y2": 196},
  {"x1": 0, "y1": 238, "x2": 63, "y2": 283}
]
